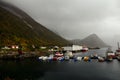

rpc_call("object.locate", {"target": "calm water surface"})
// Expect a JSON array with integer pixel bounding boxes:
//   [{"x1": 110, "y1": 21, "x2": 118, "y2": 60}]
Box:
[{"x1": 0, "y1": 48, "x2": 120, "y2": 80}]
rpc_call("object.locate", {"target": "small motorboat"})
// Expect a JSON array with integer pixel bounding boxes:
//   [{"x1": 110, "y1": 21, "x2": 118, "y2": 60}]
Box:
[
  {"x1": 64, "y1": 51, "x2": 73, "y2": 59},
  {"x1": 76, "y1": 56, "x2": 82, "y2": 61},
  {"x1": 105, "y1": 56, "x2": 113, "y2": 62},
  {"x1": 38, "y1": 56, "x2": 48, "y2": 61},
  {"x1": 38, "y1": 56, "x2": 43, "y2": 61},
  {"x1": 55, "y1": 52, "x2": 63, "y2": 57},
  {"x1": 47, "y1": 56, "x2": 53, "y2": 62},
  {"x1": 90, "y1": 53, "x2": 98, "y2": 59},
  {"x1": 52, "y1": 57, "x2": 58, "y2": 61},
  {"x1": 115, "y1": 49, "x2": 120, "y2": 56},
  {"x1": 64, "y1": 56, "x2": 70, "y2": 61},
  {"x1": 116, "y1": 55, "x2": 120, "y2": 61},
  {"x1": 98, "y1": 56, "x2": 105, "y2": 62},
  {"x1": 83, "y1": 56, "x2": 90, "y2": 61},
  {"x1": 74, "y1": 56, "x2": 82, "y2": 61},
  {"x1": 81, "y1": 47, "x2": 89, "y2": 52},
  {"x1": 57, "y1": 57, "x2": 64, "y2": 61}
]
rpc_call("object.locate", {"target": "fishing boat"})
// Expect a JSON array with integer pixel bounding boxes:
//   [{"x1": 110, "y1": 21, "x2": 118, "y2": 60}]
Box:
[{"x1": 106, "y1": 48, "x2": 116, "y2": 59}]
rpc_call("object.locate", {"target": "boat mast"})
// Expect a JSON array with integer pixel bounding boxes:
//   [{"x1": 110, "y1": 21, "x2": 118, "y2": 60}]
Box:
[{"x1": 117, "y1": 42, "x2": 120, "y2": 49}]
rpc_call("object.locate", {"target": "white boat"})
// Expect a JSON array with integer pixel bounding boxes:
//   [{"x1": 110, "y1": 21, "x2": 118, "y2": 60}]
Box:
[
  {"x1": 38, "y1": 56, "x2": 48, "y2": 61},
  {"x1": 42, "y1": 56, "x2": 48, "y2": 61},
  {"x1": 76, "y1": 56, "x2": 82, "y2": 61},
  {"x1": 64, "y1": 51, "x2": 73, "y2": 59},
  {"x1": 98, "y1": 56, "x2": 105, "y2": 62},
  {"x1": 38, "y1": 56, "x2": 44, "y2": 60},
  {"x1": 47, "y1": 56, "x2": 53, "y2": 61},
  {"x1": 64, "y1": 56, "x2": 70, "y2": 61}
]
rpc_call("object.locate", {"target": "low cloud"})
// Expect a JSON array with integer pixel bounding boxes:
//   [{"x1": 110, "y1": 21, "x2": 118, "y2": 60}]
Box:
[{"x1": 2, "y1": 0, "x2": 120, "y2": 46}]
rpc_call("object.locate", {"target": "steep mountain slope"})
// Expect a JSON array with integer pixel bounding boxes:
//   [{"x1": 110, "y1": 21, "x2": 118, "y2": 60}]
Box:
[
  {"x1": 0, "y1": 1, "x2": 69, "y2": 49},
  {"x1": 71, "y1": 34, "x2": 108, "y2": 48},
  {"x1": 69, "y1": 39, "x2": 81, "y2": 45}
]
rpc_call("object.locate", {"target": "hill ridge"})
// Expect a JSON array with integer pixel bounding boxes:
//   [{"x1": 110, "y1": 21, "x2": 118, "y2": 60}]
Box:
[
  {"x1": 71, "y1": 34, "x2": 108, "y2": 48},
  {"x1": 0, "y1": 1, "x2": 69, "y2": 50}
]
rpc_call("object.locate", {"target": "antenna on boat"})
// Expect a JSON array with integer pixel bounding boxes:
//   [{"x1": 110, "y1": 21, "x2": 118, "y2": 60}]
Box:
[{"x1": 117, "y1": 42, "x2": 120, "y2": 49}]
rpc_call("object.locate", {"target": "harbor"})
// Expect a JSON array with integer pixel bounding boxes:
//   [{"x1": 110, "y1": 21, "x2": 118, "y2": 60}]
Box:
[
  {"x1": 1, "y1": 0, "x2": 120, "y2": 80},
  {"x1": 1, "y1": 48, "x2": 120, "y2": 80},
  {"x1": 0, "y1": 46, "x2": 120, "y2": 62}
]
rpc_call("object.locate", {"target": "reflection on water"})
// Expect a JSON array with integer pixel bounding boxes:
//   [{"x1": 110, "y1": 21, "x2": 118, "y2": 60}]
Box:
[
  {"x1": 75, "y1": 48, "x2": 107, "y2": 57},
  {"x1": 0, "y1": 48, "x2": 120, "y2": 80}
]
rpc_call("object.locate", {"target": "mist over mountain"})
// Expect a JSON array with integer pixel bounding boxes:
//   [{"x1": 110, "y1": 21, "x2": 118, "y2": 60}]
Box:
[
  {"x1": 0, "y1": 1, "x2": 69, "y2": 49},
  {"x1": 71, "y1": 34, "x2": 108, "y2": 48}
]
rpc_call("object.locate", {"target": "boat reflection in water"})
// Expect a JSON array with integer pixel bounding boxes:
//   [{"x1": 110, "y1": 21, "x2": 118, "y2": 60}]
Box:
[{"x1": 1, "y1": 48, "x2": 120, "y2": 80}]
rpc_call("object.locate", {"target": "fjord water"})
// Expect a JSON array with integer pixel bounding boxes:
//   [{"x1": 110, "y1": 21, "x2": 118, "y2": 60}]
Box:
[{"x1": 0, "y1": 48, "x2": 120, "y2": 80}]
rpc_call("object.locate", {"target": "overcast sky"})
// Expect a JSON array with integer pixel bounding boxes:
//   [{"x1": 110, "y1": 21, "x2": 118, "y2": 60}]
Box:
[{"x1": 2, "y1": 0, "x2": 120, "y2": 47}]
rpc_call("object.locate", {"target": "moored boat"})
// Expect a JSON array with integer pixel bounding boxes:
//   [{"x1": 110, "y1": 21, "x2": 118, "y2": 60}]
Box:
[
  {"x1": 105, "y1": 56, "x2": 113, "y2": 62},
  {"x1": 83, "y1": 56, "x2": 90, "y2": 61},
  {"x1": 106, "y1": 48, "x2": 116, "y2": 59},
  {"x1": 64, "y1": 56, "x2": 70, "y2": 61},
  {"x1": 98, "y1": 56, "x2": 105, "y2": 62},
  {"x1": 115, "y1": 50, "x2": 120, "y2": 56},
  {"x1": 52, "y1": 57, "x2": 58, "y2": 61},
  {"x1": 64, "y1": 51, "x2": 73, "y2": 59},
  {"x1": 90, "y1": 53, "x2": 98, "y2": 59},
  {"x1": 81, "y1": 47, "x2": 89, "y2": 52},
  {"x1": 47, "y1": 54, "x2": 54, "y2": 61},
  {"x1": 38, "y1": 56, "x2": 48, "y2": 61},
  {"x1": 76, "y1": 56, "x2": 82, "y2": 61},
  {"x1": 57, "y1": 57, "x2": 64, "y2": 61},
  {"x1": 55, "y1": 52, "x2": 63, "y2": 57},
  {"x1": 116, "y1": 55, "x2": 120, "y2": 61}
]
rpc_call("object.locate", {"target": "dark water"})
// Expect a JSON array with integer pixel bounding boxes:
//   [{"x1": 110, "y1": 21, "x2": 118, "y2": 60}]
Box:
[{"x1": 0, "y1": 48, "x2": 120, "y2": 80}]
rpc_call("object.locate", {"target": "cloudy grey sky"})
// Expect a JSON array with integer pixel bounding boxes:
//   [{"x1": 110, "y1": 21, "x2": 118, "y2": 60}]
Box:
[{"x1": 2, "y1": 0, "x2": 120, "y2": 47}]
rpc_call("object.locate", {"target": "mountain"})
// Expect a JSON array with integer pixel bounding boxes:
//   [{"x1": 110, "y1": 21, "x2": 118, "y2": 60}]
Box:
[
  {"x1": 0, "y1": 1, "x2": 69, "y2": 50},
  {"x1": 71, "y1": 34, "x2": 108, "y2": 48},
  {"x1": 69, "y1": 39, "x2": 81, "y2": 45}
]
